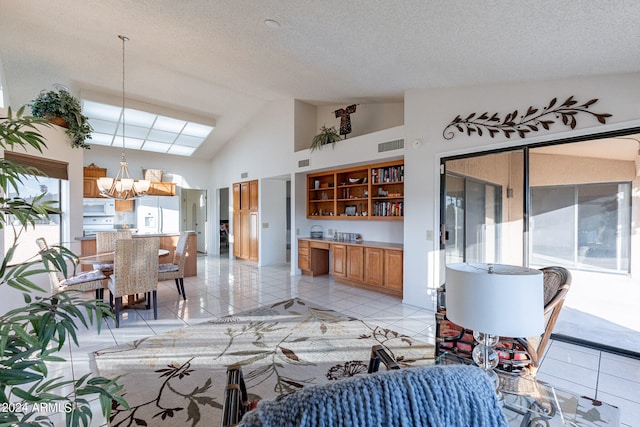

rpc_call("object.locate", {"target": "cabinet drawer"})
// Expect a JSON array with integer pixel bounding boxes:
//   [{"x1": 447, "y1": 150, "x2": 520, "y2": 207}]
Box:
[
  {"x1": 298, "y1": 247, "x2": 310, "y2": 256},
  {"x1": 298, "y1": 255, "x2": 310, "y2": 271},
  {"x1": 310, "y1": 241, "x2": 330, "y2": 250},
  {"x1": 298, "y1": 240, "x2": 310, "y2": 248}
]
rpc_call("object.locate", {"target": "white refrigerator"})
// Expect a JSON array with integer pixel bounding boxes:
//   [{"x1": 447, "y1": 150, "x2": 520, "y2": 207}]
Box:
[{"x1": 136, "y1": 196, "x2": 181, "y2": 234}]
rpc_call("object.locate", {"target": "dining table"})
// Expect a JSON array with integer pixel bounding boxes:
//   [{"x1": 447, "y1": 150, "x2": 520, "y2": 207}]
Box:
[{"x1": 79, "y1": 249, "x2": 170, "y2": 307}]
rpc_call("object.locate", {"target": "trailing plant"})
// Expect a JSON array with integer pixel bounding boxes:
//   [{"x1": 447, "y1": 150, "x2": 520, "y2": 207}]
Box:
[
  {"x1": 310, "y1": 125, "x2": 342, "y2": 152},
  {"x1": 0, "y1": 106, "x2": 127, "y2": 426},
  {"x1": 29, "y1": 88, "x2": 93, "y2": 149}
]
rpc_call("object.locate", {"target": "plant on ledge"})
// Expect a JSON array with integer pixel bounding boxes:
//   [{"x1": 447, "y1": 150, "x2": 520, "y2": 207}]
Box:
[
  {"x1": 29, "y1": 87, "x2": 93, "y2": 149},
  {"x1": 310, "y1": 125, "x2": 342, "y2": 152},
  {"x1": 0, "y1": 106, "x2": 127, "y2": 426}
]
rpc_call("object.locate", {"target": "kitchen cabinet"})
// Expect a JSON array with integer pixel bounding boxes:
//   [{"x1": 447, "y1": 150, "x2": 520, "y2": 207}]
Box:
[
  {"x1": 232, "y1": 180, "x2": 259, "y2": 262},
  {"x1": 83, "y1": 163, "x2": 107, "y2": 198},
  {"x1": 115, "y1": 199, "x2": 134, "y2": 212},
  {"x1": 147, "y1": 182, "x2": 176, "y2": 196}
]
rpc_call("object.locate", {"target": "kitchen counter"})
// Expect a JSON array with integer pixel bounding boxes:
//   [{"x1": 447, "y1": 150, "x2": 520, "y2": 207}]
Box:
[
  {"x1": 75, "y1": 231, "x2": 194, "y2": 241},
  {"x1": 78, "y1": 231, "x2": 197, "y2": 277}
]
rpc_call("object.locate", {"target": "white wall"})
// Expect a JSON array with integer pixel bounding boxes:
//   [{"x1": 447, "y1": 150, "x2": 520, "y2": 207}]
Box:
[
  {"x1": 402, "y1": 72, "x2": 640, "y2": 310},
  {"x1": 316, "y1": 102, "x2": 404, "y2": 140},
  {"x1": 0, "y1": 112, "x2": 84, "y2": 312},
  {"x1": 259, "y1": 179, "x2": 287, "y2": 266}
]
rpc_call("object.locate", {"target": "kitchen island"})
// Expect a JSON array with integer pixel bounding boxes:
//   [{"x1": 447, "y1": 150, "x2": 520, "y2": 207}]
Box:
[
  {"x1": 77, "y1": 232, "x2": 197, "y2": 277},
  {"x1": 298, "y1": 237, "x2": 403, "y2": 296}
]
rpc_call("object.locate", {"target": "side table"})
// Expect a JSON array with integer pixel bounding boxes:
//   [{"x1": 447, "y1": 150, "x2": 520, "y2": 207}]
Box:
[{"x1": 436, "y1": 352, "x2": 620, "y2": 426}]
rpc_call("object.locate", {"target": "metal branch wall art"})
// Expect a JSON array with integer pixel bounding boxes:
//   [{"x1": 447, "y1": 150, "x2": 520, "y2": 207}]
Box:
[{"x1": 442, "y1": 96, "x2": 612, "y2": 140}]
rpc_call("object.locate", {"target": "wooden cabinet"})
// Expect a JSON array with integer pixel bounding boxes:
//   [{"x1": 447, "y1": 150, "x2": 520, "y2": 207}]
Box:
[
  {"x1": 331, "y1": 244, "x2": 347, "y2": 278},
  {"x1": 232, "y1": 180, "x2": 259, "y2": 262},
  {"x1": 299, "y1": 239, "x2": 330, "y2": 276},
  {"x1": 115, "y1": 199, "x2": 134, "y2": 211},
  {"x1": 346, "y1": 245, "x2": 364, "y2": 282},
  {"x1": 147, "y1": 182, "x2": 176, "y2": 196},
  {"x1": 83, "y1": 177, "x2": 103, "y2": 198},
  {"x1": 306, "y1": 160, "x2": 404, "y2": 220},
  {"x1": 364, "y1": 247, "x2": 384, "y2": 287},
  {"x1": 384, "y1": 249, "x2": 403, "y2": 291}
]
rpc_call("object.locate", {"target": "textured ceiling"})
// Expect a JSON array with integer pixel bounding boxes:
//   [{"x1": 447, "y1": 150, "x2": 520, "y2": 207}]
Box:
[{"x1": 1, "y1": 1, "x2": 639, "y2": 159}]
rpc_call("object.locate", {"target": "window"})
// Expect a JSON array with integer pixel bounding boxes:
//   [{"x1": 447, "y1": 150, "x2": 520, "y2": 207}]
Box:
[
  {"x1": 531, "y1": 183, "x2": 631, "y2": 273},
  {"x1": 3, "y1": 153, "x2": 67, "y2": 265}
]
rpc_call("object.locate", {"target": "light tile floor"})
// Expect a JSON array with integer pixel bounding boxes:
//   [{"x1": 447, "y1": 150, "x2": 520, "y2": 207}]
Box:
[{"x1": 54, "y1": 254, "x2": 638, "y2": 426}]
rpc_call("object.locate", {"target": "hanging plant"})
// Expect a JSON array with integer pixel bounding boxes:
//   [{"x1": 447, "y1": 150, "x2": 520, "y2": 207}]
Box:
[
  {"x1": 310, "y1": 125, "x2": 342, "y2": 152},
  {"x1": 29, "y1": 87, "x2": 93, "y2": 149}
]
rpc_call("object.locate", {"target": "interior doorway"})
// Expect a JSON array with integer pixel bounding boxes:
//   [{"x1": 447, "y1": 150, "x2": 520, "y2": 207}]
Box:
[
  {"x1": 182, "y1": 189, "x2": 207, "y2": 253},
  {"x1": 219, "y1": 187, "x2": 229, "y2": 256}
]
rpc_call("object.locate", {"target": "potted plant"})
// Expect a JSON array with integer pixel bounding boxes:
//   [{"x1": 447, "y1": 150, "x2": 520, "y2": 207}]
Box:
[
  {"x1": 29, "y1": 87, "x2": 93, "y2": 149},
  {"x1": 0, "y1": 106, "x2": 126, "y2": 426},
  {"x1": 310, "y1": 125, "x2": 342, "y2": 152}
]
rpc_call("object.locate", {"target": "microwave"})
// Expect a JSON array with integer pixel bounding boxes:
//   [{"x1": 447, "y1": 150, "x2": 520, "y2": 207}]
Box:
[{"x1": 83, "y1": 198, "x2": 115, "y2": 216}]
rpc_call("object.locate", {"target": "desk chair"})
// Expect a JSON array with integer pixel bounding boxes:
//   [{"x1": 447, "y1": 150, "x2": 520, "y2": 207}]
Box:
[
  {"x1": 107, "y1": 237, "x2": 160, "y2": 328},
  {"x1": 36, "y1": 237, "x2": 106, "y2": 299}
]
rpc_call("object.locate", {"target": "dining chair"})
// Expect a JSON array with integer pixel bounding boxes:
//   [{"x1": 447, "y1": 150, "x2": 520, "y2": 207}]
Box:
[
  {"x1": 158, "y1": 231, "x2": 189, "y2": 300},
  {"x1": 36, "y1": 237, "x2": 107, "y2": 299},
  {"x1": 107, "y1": 237, "x2": 160, "y2": 328},
  {"x1": 93, "y1": 230, "x2": 133, "y2": 275}
]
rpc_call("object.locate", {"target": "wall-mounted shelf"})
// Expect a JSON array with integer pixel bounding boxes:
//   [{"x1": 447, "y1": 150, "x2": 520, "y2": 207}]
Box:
[{"x1": 306, "y1": 160, "x2": 404, "y2": 220}]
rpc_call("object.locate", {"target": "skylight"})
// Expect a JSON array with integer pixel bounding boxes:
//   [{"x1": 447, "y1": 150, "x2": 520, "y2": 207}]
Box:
[{"x1": 82, "y1": 100, "x2": 214, "y2": 156}]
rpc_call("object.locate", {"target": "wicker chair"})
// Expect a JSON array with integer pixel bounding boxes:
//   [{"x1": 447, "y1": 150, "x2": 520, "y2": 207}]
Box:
[
  {"x1": 107, "y1": 237, "x2": 160, "y2": 328},
  {"x1": 158, "y1": 231, "x2": 189, "y2": 300},
  {"x1": 93, "y1": 230, "x2": 133, "y2": 275},
  {"x1": 435, "y1": 266, "x2": 571, "y2": 377},
  {"x1": 36, "y1": 237, "x2": 106, "y2": 299}
]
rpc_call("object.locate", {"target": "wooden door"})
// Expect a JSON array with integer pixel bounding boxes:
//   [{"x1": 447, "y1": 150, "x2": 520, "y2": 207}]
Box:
[
  {"x1": 384, "y1": 250, "x2": 403, "y2": 291},
  {"x1": 240, "y1": 182, "x2": 250, "y2": 210},
  {"x1": 249, "y1": 180, "x2": 259, "y2": 210},
  {"x1": 232, "y1": 183, "x2": 241, "y2": 211},
  {"x1": 249, "y1": 211, "x2": 259, "y2": 261},
  {"x1": 346, "y1": 245, "x2": 364, "y2": 282},
  {"x1": 240, "y1": 212, "x2": 250, "y2": 259},
  {"x1": 364, "y1": 247, "x2": 384, "y2": 287},
  {"x1": 332, "y1": 244, "x2": 347, "y2": 278}
]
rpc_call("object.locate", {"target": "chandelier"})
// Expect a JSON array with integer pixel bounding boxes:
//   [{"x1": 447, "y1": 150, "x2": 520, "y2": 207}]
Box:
[{"x1": 97, "y1": 35, "x2": 150, "y2": 200}]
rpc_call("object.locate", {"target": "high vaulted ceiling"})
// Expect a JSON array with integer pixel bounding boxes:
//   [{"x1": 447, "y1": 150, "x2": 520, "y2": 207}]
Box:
[{"x1": 1, "y1": 1, "x2": 639, "y2": 160}]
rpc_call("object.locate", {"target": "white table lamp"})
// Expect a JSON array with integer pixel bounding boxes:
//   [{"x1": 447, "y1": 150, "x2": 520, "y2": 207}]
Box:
[{"x1": 445, "y1": 263, "x2": 544, "y2": 393}]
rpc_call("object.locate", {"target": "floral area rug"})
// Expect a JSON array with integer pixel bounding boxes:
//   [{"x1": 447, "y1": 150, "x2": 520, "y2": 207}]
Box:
[{"x1": 94, "y1": 298, "x2": 435, "y2": 426}]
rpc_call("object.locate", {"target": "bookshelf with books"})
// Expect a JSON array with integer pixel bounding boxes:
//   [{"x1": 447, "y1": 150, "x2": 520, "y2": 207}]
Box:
[{"x1": 306, "y1": 159, "x2": 404, "y2": 221}]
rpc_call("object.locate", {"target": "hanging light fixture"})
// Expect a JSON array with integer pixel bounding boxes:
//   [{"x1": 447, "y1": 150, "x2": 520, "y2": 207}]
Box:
[{"x1": 97, "y1": 35, "x2": 150, "y2": 200}]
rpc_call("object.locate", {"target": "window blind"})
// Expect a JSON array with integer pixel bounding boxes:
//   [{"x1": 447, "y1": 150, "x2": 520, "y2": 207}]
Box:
[{"x1": 4, "y1": 151, "x2": 68, "y2": 180}]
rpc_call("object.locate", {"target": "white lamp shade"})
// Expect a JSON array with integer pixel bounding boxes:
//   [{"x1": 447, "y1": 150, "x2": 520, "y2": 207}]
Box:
[
  {"x1": 96, "y1": 177, "x2": 113, "y2": 191},
  {"x1": 445, "y1": 263, "x2": 544, "y2": 338}
]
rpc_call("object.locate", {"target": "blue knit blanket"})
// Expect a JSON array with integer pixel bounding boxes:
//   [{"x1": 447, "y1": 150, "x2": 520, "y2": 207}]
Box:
[{"x1": 238, "y1": 364, "x2": 508, "y2": 427}]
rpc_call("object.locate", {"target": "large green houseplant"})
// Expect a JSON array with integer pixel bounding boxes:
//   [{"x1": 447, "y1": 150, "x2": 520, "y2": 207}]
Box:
[
  {"x1": 0, "y1": 106, "x2": 126, "y2": 426},
  {"x1": 310, "y1": 125, "x2": 342, "y2": 152},
  {"x1": 29, "y1": 87, "x2": 92, "y2": 149}
]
